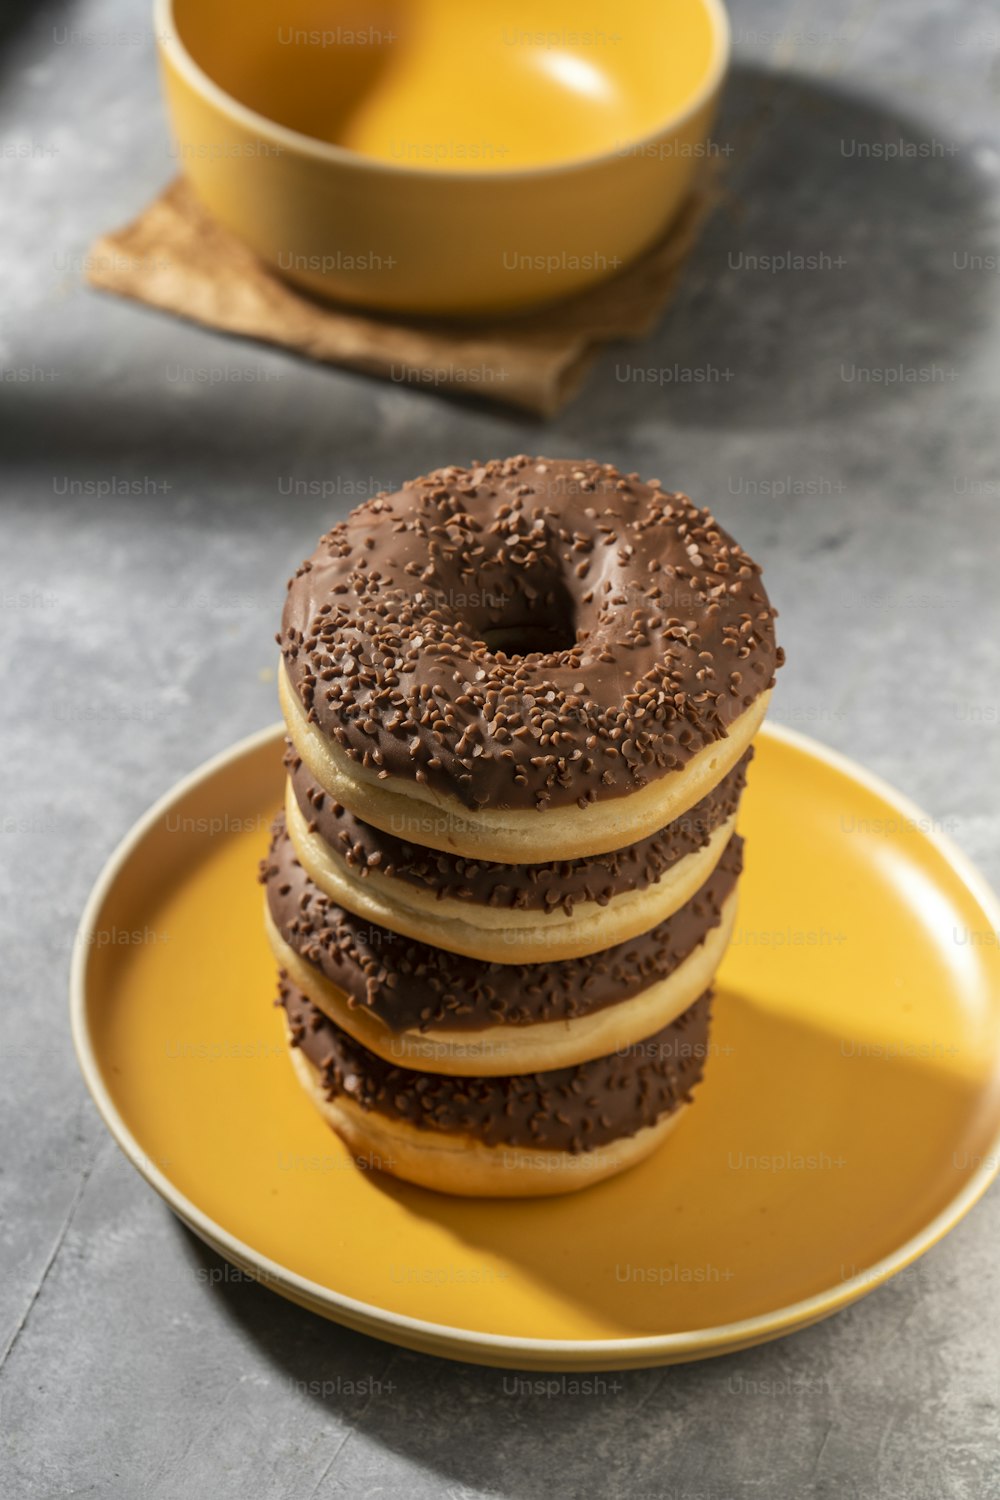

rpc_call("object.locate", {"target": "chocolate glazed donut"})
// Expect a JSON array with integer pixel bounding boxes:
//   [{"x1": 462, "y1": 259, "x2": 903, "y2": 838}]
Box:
[
  {"x1": 279, "y1": 978, "x2": 712, "y2": 1197},
  {"x1": 279, "y1": 456, "x2": 782, "y2": 861},
  {"x1": 285, "y1": 743, "x2": 752, "y2": 917},
  {"x1": 262, "y1": 817, "x2": 743, "y2": 1076},
  {"x1": 281, "y1": 741, "x2": 751, "y2": 962}
]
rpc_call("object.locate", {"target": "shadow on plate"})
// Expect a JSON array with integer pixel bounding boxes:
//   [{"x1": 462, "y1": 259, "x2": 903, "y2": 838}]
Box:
[
  {"x1": 171, "y1": 977, "x2": 994, "y2": 1496},
  {"x1": 320, "y1": 984, "x2": 993, "y2": 1337}
]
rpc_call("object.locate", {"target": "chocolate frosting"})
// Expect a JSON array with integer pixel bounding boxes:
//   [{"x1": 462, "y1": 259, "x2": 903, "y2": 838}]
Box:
[
  {"x1": 287, "y1": 740, "x2": 751, "y2": 914},
  {"x1": 280, "y1": 456, "x2": 782, "y2": 812},
  {"x1": 262, "y1": 816, "x2": 742, "y2": 1032},
  {"x1": 280, "y1": 978, "x2": 711, "y2": 1153}
]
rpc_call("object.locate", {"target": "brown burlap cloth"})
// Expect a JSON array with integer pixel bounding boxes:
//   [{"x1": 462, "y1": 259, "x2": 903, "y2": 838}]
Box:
[{"x1": 87, "y1": 174, "x2": 719, "y2": 417}]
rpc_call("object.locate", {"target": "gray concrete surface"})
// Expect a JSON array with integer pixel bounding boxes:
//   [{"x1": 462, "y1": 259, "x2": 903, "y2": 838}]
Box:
[{"x1": 2, "y1": 0, "x2": 1000, "y2": 1495}]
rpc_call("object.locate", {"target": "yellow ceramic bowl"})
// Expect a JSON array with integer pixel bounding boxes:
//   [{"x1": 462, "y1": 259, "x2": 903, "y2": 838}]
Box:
[{"x1": 154, "y1": 0, "x2": 729, "y2": 316}]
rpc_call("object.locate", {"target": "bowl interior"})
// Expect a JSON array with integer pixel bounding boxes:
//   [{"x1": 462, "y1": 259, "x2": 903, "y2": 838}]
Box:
[{"x1": 170, "y1": 0, "x2": 721, "y2": 170}]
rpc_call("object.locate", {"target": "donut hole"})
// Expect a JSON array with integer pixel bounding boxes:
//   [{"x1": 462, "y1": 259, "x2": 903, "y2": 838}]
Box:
[
  {"x1": 480, "y1": 624, "x2": 572, "y2": 657},
  {"x1": 474, "y1": 579, "x2": 578, "y2": 659}
]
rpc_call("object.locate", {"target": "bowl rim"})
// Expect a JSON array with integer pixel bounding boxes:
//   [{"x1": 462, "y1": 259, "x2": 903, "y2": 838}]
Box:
[{"x1": 153, "y1": 0, "x2": 731, "y2": 182}]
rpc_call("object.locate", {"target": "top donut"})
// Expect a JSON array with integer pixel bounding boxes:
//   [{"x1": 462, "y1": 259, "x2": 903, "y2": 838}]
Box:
[{"x1": 280, "y1": 456, "x2": 782, "y2": 836}]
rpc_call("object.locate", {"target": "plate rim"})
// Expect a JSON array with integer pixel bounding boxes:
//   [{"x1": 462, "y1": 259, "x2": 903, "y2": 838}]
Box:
[{"x1": 70, "y1": 720, "x2": 1000, "y2": 1367}]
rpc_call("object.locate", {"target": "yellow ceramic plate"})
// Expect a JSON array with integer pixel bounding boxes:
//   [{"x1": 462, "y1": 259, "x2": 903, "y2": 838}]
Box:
[{"x1": 71, "y1": 724, "x2": 1000, "y2": 1370}]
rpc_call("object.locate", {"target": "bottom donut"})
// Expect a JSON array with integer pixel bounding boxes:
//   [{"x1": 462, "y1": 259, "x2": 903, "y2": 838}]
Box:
[{"x1": 278, "y1": 979, "x2": 712, "y2": 1198}]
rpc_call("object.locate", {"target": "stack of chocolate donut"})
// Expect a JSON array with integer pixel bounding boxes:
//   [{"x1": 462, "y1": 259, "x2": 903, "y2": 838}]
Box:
[{"x1": 262, "y1": 456, "x2": 782, "y2": 1196}]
